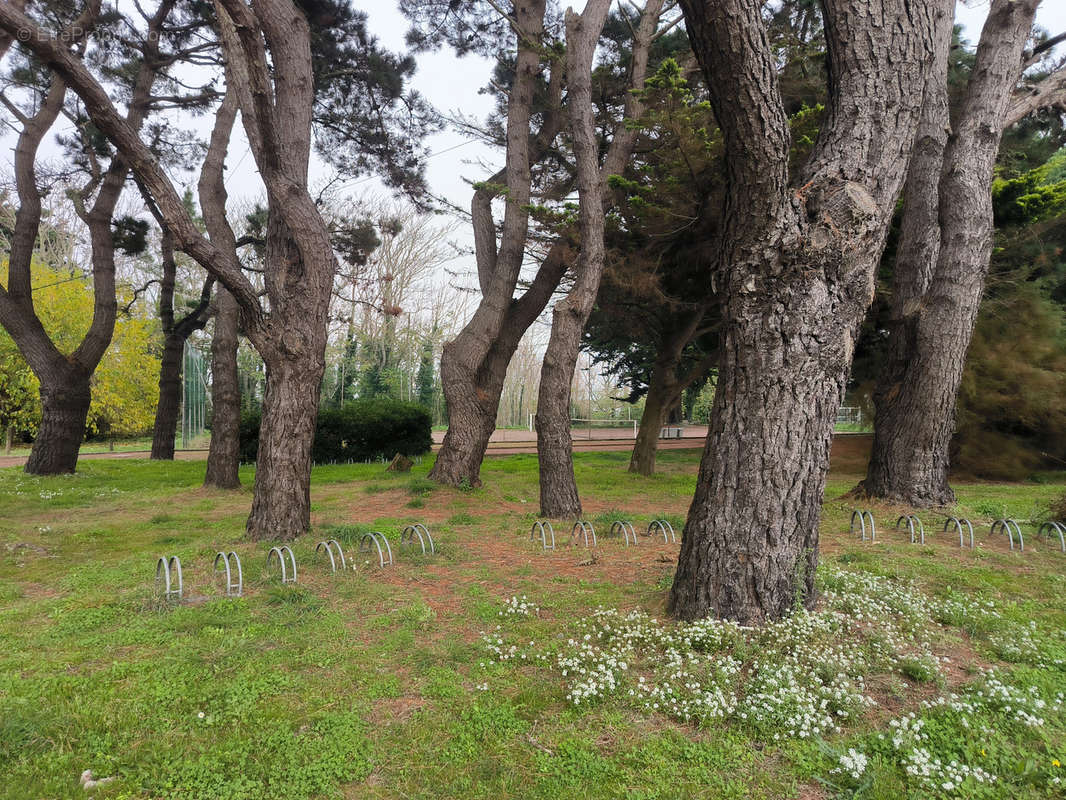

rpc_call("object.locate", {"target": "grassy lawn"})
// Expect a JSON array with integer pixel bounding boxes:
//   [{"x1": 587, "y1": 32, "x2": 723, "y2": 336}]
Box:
[{"x1": 1, "y1": 448, "x2": 1064, "y2": 799}]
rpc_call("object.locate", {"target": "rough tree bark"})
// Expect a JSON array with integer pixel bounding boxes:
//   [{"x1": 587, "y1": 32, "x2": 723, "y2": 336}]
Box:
[
  {"x1": 629, "y1": 308, "x2": 715, "y2": 476},
  {"x1": 204, "y1": 288, "x2": 242, "y2": 489},
  {"x1": 0, "y1": 2, "x2": 164, "y2": 475},
  {"x1": 535, "y1": 0, "x2": 613, "y2": 518},
  {"x1": 432, "y1": 0, "x2": 666, "y2": 489},
  {"x1": 668, "y1": 0, "x2": 944, "y2": 624},
  {"x1": 861, "y1": 0, "x2": 1047, "y2": 506},
  {"x1": 150, "y1": 233, "x2": 214, "y2": 460},
  {"x1": 197, "y1": 89, "x2": 242, "y2": 489},
  {"x1": 430, "y1": 0, "x2": 550, "y2": 488},
  {"x1": 0, "y1": 1, "x2": 341, "y2": 538}
]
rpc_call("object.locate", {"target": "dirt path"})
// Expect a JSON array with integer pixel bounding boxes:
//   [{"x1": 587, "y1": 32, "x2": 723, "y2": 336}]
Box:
[{"x1": 0, "y1": 433, "x2": 875, "y2": 469}]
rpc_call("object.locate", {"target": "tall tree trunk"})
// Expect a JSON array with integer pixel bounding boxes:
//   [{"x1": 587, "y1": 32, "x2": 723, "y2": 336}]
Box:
[
  {"x1": 629, "y1": 309, "x2": 713, "y2": 476},
  {"x1": 629, "y1": 364, "x2": 679, "y2": 477},
  {"x1": 861, "y1": 0, "x2": 1042, "y2": 507},
  {"x1": 535, "y1": 0, "x2": 613, "y2": 519},
  {"x1": 204, "y1": 287, "x2": 242, "y2": 488},
  {"x1": 150, "y1": 335, "x2": 184, "y2": 459},
  {"x1": 431, "y1": 244, "x2": 569, "y2": 487},
  {"x1": 245, "y1": 351, "x2": 324, "y2": 539},
  {"x1": 25, "y1": 370, "x2": 91, "y2": 475},
  {"x1": 150, "y1": 234, "x2": 212, "y2": 461},
  {"x1": 669, "y1": 0, "x2": 942, "y2": 624},
  {"x1": 430, "y1": 0, "x2": 549, "y2": 488}
]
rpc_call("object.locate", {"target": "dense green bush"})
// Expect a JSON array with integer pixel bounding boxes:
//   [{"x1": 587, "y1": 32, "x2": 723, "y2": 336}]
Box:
[{"x1": 239, "y1": 399, "x2": 432, "y2": 464}]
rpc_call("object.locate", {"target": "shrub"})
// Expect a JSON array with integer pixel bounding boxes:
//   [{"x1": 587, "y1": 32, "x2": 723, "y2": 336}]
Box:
[{"x1": 239, "y1": 399, "x2": 432, "y2": 464}]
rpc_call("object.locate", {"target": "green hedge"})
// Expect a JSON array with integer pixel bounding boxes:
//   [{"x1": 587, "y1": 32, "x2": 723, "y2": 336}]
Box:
[{"x1": 239, "y1": 399, "x2": 432, "y2": 464}]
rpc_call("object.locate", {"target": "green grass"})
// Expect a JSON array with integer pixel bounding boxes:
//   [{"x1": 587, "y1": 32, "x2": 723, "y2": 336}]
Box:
[{"x1": 0, "y1": 451, "x2": 1064, "y2": 798}]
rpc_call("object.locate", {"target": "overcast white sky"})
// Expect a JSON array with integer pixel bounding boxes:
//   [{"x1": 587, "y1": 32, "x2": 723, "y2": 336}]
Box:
[{"x1": 4, "y1": 1, "x2": 1066, "y2": 252}]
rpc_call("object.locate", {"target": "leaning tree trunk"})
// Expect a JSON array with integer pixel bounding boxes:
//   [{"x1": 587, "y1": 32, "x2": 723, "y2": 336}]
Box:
[
  {"x1": 629, "y1": 367, "x2": 679, "y2": 477},
  {"x1": 861, "y1": 0, "x2": 1040, "y2": 507},
  {"x1": 150, "y1": 335, "x2": 184, "y2": 459},
  {"x1": 204, "y1": 287, "x2": 241, "y2": 489},
  {"x1": 535, "y1": 0, "x2": 612, "y2": 519},
  {"x1": 630, "y1": 307, "x2": 714, "y2": 476},
  {"x1": 669, "y1": 0, "x2": 942, "y2": 624},
  {"x1": 26, "y1": 369, "x2": 91, "y2": 475}
]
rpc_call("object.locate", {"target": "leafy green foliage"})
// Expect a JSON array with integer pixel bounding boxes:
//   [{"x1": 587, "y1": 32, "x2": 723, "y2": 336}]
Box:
[
  {"x1": 0, "y1": 261, "x2": 160, "y2": 439},
  {"x1": 239, "y1": 398, "x2": 432, "y2": 464}
]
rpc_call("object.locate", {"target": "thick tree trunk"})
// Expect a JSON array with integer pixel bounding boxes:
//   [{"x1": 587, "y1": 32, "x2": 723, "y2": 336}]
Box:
[
  {"x1": 4, "y1": 426, "x2": 12, "y2": 455},
  {"x1": 535, "y1": 0, "x2": 613, "y2": 519},
  {"x1": 150, "y1": 335, "x2": 184, "y2": 459},
  {"x1": 629, "y1": 367, "x2": 678, "y2": 477},
  {"x1": 861, "y1": 0, "x2": 1040, "y2": 507},
  {"x1": 669, "y1": 0, "x2": 942, "y2": 623},
  {"x1": 204, "y1": 287, "x2": 242, "y2": 489},
  {"x1": 25, "y1": 372, "x2": 91, "y2": 475},
  {"x1": 245, "y1": 351, "x2": 324, "y2": 539}
]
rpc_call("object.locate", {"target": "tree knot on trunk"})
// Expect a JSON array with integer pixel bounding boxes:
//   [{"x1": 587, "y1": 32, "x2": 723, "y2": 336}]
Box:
[{"x1": 802, "y1": 179, "x2": 879, "y2": 247}]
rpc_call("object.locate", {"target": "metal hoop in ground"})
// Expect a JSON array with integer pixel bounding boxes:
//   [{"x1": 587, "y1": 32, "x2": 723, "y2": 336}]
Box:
[
  {"x1": 213, "y1": 551, "x2": 243, "y2": 596},
  {"x1": 315, "y1": 540, "x2": 347, "y2": 572},
  {"x1": 1037, "y1": 522, "x2": 1065, "y2": 553},
  {"x1": 943, "y1": 518, "x2": 974, "y2": 549},
  {"x1": 647, "y1": 519, "x2": 677, "y2": 543},
  {"x1": 609, "y1": 520, "x2": 638, "y2": 546},
  {"x1": 850, "y1": 510, "x2": 876, "y2": 541},
  {"x1": 267, "y1": 546, "x2": 297, "y2": 583},
  {"x1": 895, "y1": 515, "x2": 925, "y2": 544},
  {"x1": 400, "y1": 524, "x2": 435, "y2": 554},
  {"x1": 359, "y1": 532, "x2": 394, "y2": 567},
  {"x1": 155, "y1": 555, "x2": 183, "y2": 601},
  {"x1": 570, "y1": 521, "x2": 597, "y2": 548},
  {"x1": 990, "y1": 519, "x2": 1024, "y2": 551},
  {"x1": 531, "y1": 520, "x2": 556, "y2": 551}
]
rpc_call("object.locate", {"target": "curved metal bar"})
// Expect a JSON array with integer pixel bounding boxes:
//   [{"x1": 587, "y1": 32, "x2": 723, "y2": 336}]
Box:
[
  {"x1": 400, "y1": 525, "x2": 424, "y2": 553},
  {"x1": 850, "y1": 510, "x2": 866, "y2": 540},
  {"x1": 991, "y1": 519, "x2": 1022, "y2": 551},
  {"x1": 360, "y1": 533, "x2": 384, "y2": 567},
  {"x1": 864, "y1": 511, "x2": 877, "y2": 542},
  {"x1": 315, "y1": 541, "x2": 338, "y2": 572},
  {"x1": 1038, "y1": 521, "x2": 1066, "y2": 553},
  {"x1": 229, "y1": 551, "x2": 243, "y2": 594},
  {"x1": 895, "y1": 515, "x2": 916, "y2": 543},
  {"x1": 415, "y1": 524, "x2": 435, "y2": 554},
  {"x1": 400, "y1": 524, "x2": 435, "y2": 555},
  {"x1": 569, "y1": 521, "x2": 597, "y2": 548},
  {"x1": 377, "y1": 533, "x2": 394, "y2": 566},
  {"x1": 282, "y1": 545, "x2": 296, "y2": 581},
  {"x1": 647, "y1": 519, "x2": 676, "y2": 543},
  {"x1": 213, "y1": 551, "x2": 244, "y2": 596},
  {"x1": 168, "y1": 556, "x2": 183, "y2": 598},
  {"x1": 943, "y1": 517, "x2": 972, "y2": 548},
  {"x1": 267, "y1": 546, "x2": 297, "y2": 583},
  {"x1": 326, "y1": 540, "x2": 347, "y2": 570},
  {"x1": 156, "y1": 556, "x2": 171, "y2": 598},
  {"x1": 531, "y1": 520, "x2": 556, "y2": 551},
  {"x1": 267, "y1": 546, "x2": 286, "y2": 581},
  {"x1": 214, "y1": 551, "x2": 231, "y2": 591},
  {"x1": 609, "y1": 520, "x2": 637, "y2": 546},
  {"x1": 1009, "y1": 520, "x2": 1024, "y2": 551},
  {"x1": 913, "y1": 516, "x2": 925, "y2": 545}
]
